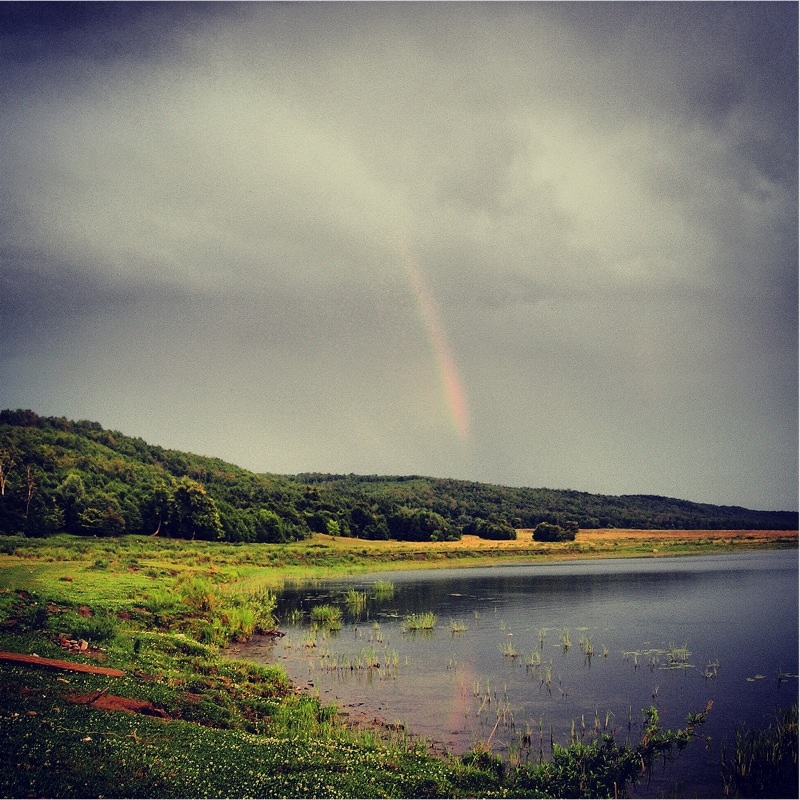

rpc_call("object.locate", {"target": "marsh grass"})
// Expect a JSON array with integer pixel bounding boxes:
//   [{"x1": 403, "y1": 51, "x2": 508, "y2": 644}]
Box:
[
  {"x1": 344, "y1": 589, "x2": 368, "y2": 613},
  {"x1": 450, "y1": 619, "x2": 467, "y2": 633},
  {"x1": 526, "y1": 651, "x2": 541, "y2": 668},
  {"x1": 500, "y1": 640, "x2": 518, "y2": 658},
  {"x1": 369, "y1": 621, "x2": 384, "y2": 642},
  {"x1": 401, "y1": 611, "x2": 437, "y2": 632},
  {"x1": 371, "y1": 580, "x2": 395, "y2": 599},
  {"x1": 286, "y1": 608, "x2": 304, "y2": 624},
  {"x1": 721, "y1": 704, "x2": 798, "y2": 798},
  {"x1": 143, "y1": 586, "x2": 182, "y2": 614},
  {"x1": 319, "y1": 645, "x2": 399, "y2": 674},
  {"x1": 309, "y1": 603, "x2": 343, "y2": 629}
]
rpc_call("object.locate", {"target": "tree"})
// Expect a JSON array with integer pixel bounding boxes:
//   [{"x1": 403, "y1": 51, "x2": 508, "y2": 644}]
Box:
[
  {"x1": 78, "y1": 491, "x2": 126, "y2": 536},
  {"x1": 349, "y1": 503, "x2": 390, "y2": 540},
  {"x1": 56, "y1": 473, "x2": 87, "y2": 533},
  {"x1": 250, "y1": 508, "x2": 285, "y2": 543},
  {"x1": 388, "y1": 506, "x2": 453, "y2": 542},
  {"x1": 473, "y1": 519, "x2": 517, "y2": 540},
  {"x1": 142, "y1": 482, "x2": 173, "y2": 536},
  {"x1": 0, "y1": 446, "x2": 17, "y2": 496},
  {"x1": 533, "y1": 521, "x2": 578, "y2": 542},
  {"x1": 168, "y1": 479, "x2": 223, "y2": 540}
]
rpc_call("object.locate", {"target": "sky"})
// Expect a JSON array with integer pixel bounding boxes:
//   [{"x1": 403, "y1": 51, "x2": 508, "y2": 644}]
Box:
[{"x1": 0, "y1": 2, "x2": 797, "y2": 512}]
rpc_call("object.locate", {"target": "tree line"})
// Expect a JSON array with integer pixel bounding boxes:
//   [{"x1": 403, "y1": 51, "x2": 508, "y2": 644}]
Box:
[{"x1": 1, "y1": 410, "x2": 796, "y2": 542}]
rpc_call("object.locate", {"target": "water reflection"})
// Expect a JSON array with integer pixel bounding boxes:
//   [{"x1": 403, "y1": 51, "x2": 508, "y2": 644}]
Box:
[{"x1": 234, "y1": 551, "x2": 798, "y2": 797}]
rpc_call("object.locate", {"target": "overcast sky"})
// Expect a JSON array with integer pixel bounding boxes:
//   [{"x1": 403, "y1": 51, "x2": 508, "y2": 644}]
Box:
[{"x1": 1, "y1": 2, "x2": 797, "y2": 511}]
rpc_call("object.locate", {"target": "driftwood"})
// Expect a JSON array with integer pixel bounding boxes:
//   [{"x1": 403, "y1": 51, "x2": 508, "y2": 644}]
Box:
[{"x1": 0, "y1": 650, "x2": 126, "y2": 677}]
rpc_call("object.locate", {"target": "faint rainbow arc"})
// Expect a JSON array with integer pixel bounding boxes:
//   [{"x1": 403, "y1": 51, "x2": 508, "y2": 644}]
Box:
[{"x1": 397, "y1": 237, "x2": 470, "y2": 442}]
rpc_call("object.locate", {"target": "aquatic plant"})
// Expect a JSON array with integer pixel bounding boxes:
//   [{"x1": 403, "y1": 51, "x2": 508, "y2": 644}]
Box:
[
  {"x1": 369, "y1": 621, "x2": 383, "y2": 642},
  {"x1": 721, "y1": 704, "x2": 798, "y2": 798},
  {"x1": 344, "y1": 589, "x2": 368, "y2": 612},
  {"x1": 371, "y1": 579, "x2": 394, "y2": 598},
  {"x1": 507, "y1": 704, "x2": 713, "y2": 799},
  {"x1": 450, "y1": 619, "x2": 467, "y2": 633},
  {"x1": 401, "y1": 611, "x2": 437, "y2": 631},
  {"x1": 499, "y1": 640, "x2": 518, "y2": 658},
  {"x1": 526, "y1": 650, "x2": 541, "y2": 668},
  {"x1": 309, "y1": 603, "x2": 343, "y2": 629},
  {"x1": 667, "y1": 642, "x2": 691, "y2": 663},
  {"x1": 704, "y1": 659, "x2": 720, "y2": 679},
  {"x1": 285, "y1": 608, "x2": 303, "y2": 624}
]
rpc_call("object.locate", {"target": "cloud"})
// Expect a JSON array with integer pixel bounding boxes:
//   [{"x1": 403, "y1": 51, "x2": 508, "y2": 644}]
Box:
[{"x1": 0, "y1": 2, "x2": 795, "y2": 510}]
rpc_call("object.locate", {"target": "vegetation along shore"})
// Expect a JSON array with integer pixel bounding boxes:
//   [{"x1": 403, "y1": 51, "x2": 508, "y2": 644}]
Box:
[{"x1": 1, "y1": 411, "x2": 797, "y2": 797}]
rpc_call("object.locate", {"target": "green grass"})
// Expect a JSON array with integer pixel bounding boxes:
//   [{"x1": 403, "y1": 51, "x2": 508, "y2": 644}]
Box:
[{"x1": 0, "y1": 533, "x2": 784, "y2": 799}]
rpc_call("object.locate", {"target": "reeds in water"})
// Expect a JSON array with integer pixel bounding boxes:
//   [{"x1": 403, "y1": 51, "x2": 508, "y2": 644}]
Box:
[
  {"x1": 538, "y1": 628, "x2": 547, "y2": 647},
  {"x1": 704, "y1": 659, "x2": 720, "y2": 679},
  {"x1": 369, "y1": 621, "x2": 383, "y2": 642},
  {"x1": 371, "y1": 580, "x2": 394, "y2": 599},
  {"x1": 285, "y1": 608, "x2": 304, "y2": 625},
  {"x1": 526, "y1": 651, "x2": 542, "y2": 668},
  {"x1": 721, "y1": 704, "x2": 798, "y2": 798},
  {"x1": 401, "y1": 611, "x2": 437, "y2": 632},
  {"x1": 344, "y1": 589, "x2": 368, "y2": 612},
  {"x1": 500, "y1": 639, "x2": 518, "y2": 658},
  {"x1": 309, "y1": 603, "x2": 343, "y2": 629}
]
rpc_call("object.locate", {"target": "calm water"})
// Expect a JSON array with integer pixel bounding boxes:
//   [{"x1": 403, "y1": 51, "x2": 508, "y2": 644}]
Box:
[{"x1": 233, "y1": 551, "x2": 799, "y2": 797}]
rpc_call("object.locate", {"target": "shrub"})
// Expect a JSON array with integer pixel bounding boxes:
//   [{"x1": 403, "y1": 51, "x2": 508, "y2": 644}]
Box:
[
  {"x1": 533, "y1": 521, "x2": 578, "y2": 542},
  {"x1": 473, "y1": 519, "x2": 517, "y2": 540}
]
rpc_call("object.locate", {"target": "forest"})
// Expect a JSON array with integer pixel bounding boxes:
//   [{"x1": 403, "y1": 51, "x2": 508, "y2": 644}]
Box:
[{"x1": 1, "y1": 409, "x2": 796, "y2": 542}]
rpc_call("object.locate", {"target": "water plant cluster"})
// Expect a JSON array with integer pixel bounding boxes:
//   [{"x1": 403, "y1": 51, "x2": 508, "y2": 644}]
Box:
[{"x1": 401, "y1": 611, "x2": 437, "y2": 632}]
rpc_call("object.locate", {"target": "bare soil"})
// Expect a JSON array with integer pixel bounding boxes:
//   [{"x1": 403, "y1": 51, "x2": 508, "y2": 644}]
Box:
[{"x1": 66, "y1": 692, "x2": 169, "y2": 718}]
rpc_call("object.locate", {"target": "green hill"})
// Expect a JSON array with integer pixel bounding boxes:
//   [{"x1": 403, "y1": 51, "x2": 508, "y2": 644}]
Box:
[{"x1": 1, "y1": 409, "x2": 796, "y2": 541}]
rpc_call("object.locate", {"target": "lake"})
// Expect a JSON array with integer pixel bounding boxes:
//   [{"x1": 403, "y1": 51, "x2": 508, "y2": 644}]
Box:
[{"x1": 233, "y1": 550, "x2": 798, "y2": 797}]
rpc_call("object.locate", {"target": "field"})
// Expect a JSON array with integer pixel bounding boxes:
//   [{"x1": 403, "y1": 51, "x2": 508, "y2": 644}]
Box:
[{"x1": 0, "y1": 530, "x2": 796, "y2": 798}]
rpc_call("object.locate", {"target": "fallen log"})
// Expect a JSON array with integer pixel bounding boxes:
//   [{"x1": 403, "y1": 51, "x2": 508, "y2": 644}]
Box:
[{"x1": 0, "y1": 650, "x2": 126, "y2": 677}]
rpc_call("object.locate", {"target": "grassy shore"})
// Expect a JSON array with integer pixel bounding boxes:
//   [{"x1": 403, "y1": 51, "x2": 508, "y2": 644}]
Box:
[{"x1": 0, "y1": 530, "x2": 795, "y2": 798}]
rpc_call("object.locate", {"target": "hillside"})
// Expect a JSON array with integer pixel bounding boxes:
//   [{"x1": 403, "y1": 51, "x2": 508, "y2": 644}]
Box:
[{"x1": 0, "y1": 409, "x2": 796, "y2": 541}]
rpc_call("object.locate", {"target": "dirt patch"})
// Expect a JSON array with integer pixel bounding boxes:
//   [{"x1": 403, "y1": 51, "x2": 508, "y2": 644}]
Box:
[{"x1": 67, "y1": 691, "x2": 169, "y2": 718}]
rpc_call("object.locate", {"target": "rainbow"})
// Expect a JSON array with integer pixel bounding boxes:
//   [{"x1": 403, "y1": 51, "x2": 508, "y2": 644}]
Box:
[{"x1": 397, "y1": 236, "x2": 470, "y2": 442}]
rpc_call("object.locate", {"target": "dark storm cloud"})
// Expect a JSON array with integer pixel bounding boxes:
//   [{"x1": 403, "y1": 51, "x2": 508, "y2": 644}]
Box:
[{"x1": 0, "y1": 2, "x2": 795, "y2": 510}]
